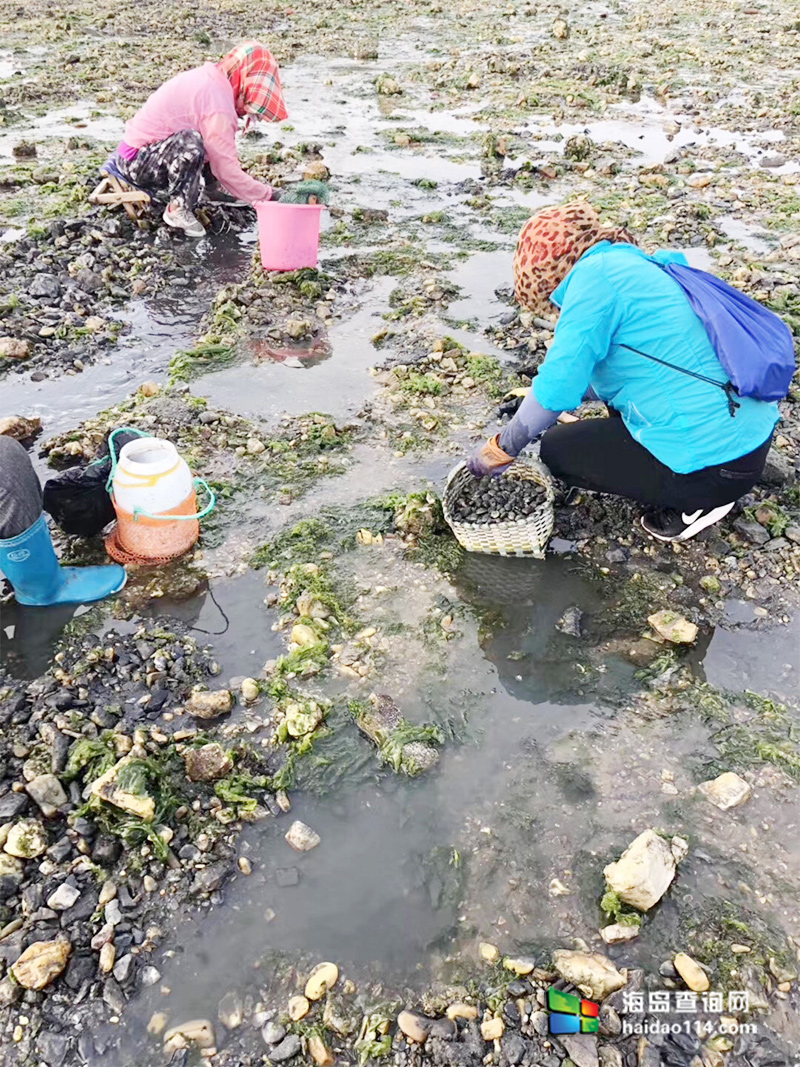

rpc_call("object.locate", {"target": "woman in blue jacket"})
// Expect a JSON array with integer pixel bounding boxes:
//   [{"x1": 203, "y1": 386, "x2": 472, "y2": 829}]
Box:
[{"x1": 468, "y1": 201, "x2": 779, "y2": 542}]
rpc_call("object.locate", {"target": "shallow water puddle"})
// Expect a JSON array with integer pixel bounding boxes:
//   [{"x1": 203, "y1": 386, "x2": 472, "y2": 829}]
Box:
[
  {"x1": 446, "y1": 250, "x2": 515, "y2": 326},
  {"x1": 524, "y1": 95, "x2": 800, "y2": 173},
  {"x1": 196, "y1": 276, "x2": 396, "y2": 421},
  {"x1": 0, "y1": 104, "x2": 124, "y2": 162},
  {"x1": 1, "y1": 228, "x2": 255, "y2": 449}
]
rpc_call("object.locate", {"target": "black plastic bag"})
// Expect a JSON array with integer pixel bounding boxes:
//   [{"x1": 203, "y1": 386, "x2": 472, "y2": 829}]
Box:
[{"x1": 43, "y1": 429, "x2": 143, "y2": 537}]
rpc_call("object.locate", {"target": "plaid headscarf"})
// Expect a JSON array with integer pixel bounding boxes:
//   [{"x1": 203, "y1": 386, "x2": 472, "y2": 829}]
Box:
[
  {"x1": 513, "y1": 200, "x2": 636, "y2": 317},
  {"x1": 218, "y1": 41, "x2": 288, "y2": 122}
]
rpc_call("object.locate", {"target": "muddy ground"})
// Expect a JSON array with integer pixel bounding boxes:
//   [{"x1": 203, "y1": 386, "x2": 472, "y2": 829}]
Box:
[{"x1": 0, "y1": 1, "x2": 799, "y2": 1066}]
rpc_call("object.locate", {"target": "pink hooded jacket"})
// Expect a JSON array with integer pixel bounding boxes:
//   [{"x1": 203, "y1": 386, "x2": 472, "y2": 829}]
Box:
[{"x1": 121, "y1": 62, "x2": 274, "y2": 204}]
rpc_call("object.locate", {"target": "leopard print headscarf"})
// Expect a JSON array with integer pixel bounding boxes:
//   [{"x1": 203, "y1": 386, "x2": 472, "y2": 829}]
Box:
[{"x1": 513, "y1": 200, "x2": 636, "y2": 318}]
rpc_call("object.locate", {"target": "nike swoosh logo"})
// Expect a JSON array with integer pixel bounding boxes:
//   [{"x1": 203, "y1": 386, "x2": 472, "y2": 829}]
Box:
[{"x1": 682, "y1": 510, "x2": 703, "y2": 524}]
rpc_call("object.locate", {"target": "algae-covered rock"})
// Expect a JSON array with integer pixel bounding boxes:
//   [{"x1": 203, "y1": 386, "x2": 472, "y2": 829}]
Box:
[
  {"x1": 285, "y1": 702, "x2": 324, "y2": 738},
  {"x1": 90, "y1": 757, "x2": 156, "y2": 821},
  {"x1": 290, "y1": 623, "x2": 319, "y2": 648},
  {"x1": 5, "y1": 819, "x2": 48, "y2": 859},
  {"x1": 647, "y1": 610, "x2": 698, "y2": 644},
  {"x1": 184, "y1": 743, "x2": 233, "y2": 782},
  {"x1": 353, "y1": 693, "x2": 441, "y2": 776}
]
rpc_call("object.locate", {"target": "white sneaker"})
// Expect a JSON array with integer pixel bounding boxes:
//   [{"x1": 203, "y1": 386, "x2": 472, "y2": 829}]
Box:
[
  {"x1": 163, "y1": 202, "x2": 205, "y2": 237},
  {"x1": 640, "y1": 502, "x2": 735, "y2": 542}
]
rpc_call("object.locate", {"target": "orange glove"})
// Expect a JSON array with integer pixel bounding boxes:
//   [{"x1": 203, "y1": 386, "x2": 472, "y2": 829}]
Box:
[{"x1": 466, "y1": 433, "x2": 515, "y2": 477}]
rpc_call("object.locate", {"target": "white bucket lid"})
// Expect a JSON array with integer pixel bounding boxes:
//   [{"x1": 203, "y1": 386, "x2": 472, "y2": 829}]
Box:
[{"x1": 118, "y1": 437, "x2": 179, "y2": 475}]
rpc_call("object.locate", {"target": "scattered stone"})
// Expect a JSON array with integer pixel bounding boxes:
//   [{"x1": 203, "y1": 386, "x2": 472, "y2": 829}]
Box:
[
  {"x1": 290, "y1": 623, "x2": 318, "y2": 647},
  {"x1": 309, "y1": 1034, "x2": 335, "y2": 1067},
  {"x1": 0, "y1": 414, "x2": 41, "y2": 438},
  {"x1": 699, "y1": 772, "x2": 752, "y2": 810},
  {"x1": 674, "y1": 953, "x2": 710, "y2": 992},
  {"x1": 163, "y1": 1019, "x2": 216, "y2": 1050},
  {"x1": 285, "y1": 821, "x2": 321, "y2": 852},
  {"x1": 376, "y1": 74, "x2": 402, "y2": 95},
  {"x1": 671, "y1": 836, "x2": 689, "y2": 863},
  {"x1": 263, "y1": 1021, "x2": 287, "y2": 1046},
  {"x1": 447, "y1": 1002, "x2": 479, "y2": 1020},
  {"x1": 552, "y1": 950, "x2": 627, "y2": 1001},
  {"x1": 760, "y1": 153, "x2": 786, "y2": 168},
  {"x1": 480, "y1": 941, "x2": 500, "y2": 963},
  {"x1": 99, "y1": 942, "x2": 116, "y2": 974},
  {"x1": 503, "y1": 1033, "x2": 527, "y2": 1064},
  {"x1": 12, "y1": 938, "x2": 71, "y2": 989},
  {"x1": 305, "y1": 961, "x2": 339, "y2": 1000},
  {"x1": 148, "y1": 1012, "x2": 169, "y2": 1036},
  {"x1": 769, "y1": 957, "x2": 797, "y2": 983},
  {"x1": 603, "y1": 828, "x2": 676, "y2": 911},
  {"x1": 599, "y1": 1047, "x2": 623, "y2": 1067},
  {"x1": 323, "y1": 994, "x2": 361, "y2": 1036},
  {"x1": 288, "y1": 995, "x2": 310, "y2": 1021},
  {"x1": 241, "y1": 677, "x2": 260, "y2": 702},
  {"x1": 733, "y1": 518, "x2": 770, "y2": 545},
  {"x1": 0, "y1": 338, "x2": 32, "y2": 360},
  {"x1": 601, "y1": 923, "x2": 640, "y2": 945},
  {"x1": 184, "y1": 743, "x2": 233, "y2": 782},
  {"x1": 29, "y1": 273, "x2": 61, "y2": 300},
  {"x1": 503, "y1": 956, "x2": 536, "y2": 975},
  {"x1": 46, "y1": 882, "x2": 80, "y2": 911},
  {"x1": 5, "y1": 819, "x2": 48, "y2": 858},
  {"x1": 481, "y1": 1016, "x2": 505, "y2": 1041},
  {"x1": 760, "y1": 450, "x2": 795, "y2": 486},
  {"x1": 553, "y1": 17, "x2": 569, "y2": 38},
  {"x1": 269, "y1": 1034, "x2": 302, "y2": 1062},
  {"x1": 218, "y1": 990, "x2": 244, "y2": 1029},
  {"x1": 647, "y1": 610, "x2": 698, "y2": 645},
  {"x1": 398, "y1": 1009, "x2": 431, "y2": 1043},
  {"x1": 0, "y1": 977, "x2": 21, "y2": 1007},
  {"x1": 560, "y1": 1033, "x2": 599, "y2": 1067},
  {"x1": 185, "y1": 689, "x2": 234, "y2": 719},
  {"x1": 556, "y1": 606, "x2": 583, "y2": 637},
  {"x1": 139, "y1": 381, "x2": 160, "y2": 397},
  {"x1": 113, "y1": 953, "x2": 135, "y2": 985},
  {"x1": 26, "y1": 773, "x2": 68, "y2": 817}
]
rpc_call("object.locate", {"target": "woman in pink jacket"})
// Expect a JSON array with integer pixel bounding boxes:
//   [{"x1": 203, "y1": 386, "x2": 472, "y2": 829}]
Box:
[{"x1": 116, "y1": 41, "x2": 287, "y2": 237}]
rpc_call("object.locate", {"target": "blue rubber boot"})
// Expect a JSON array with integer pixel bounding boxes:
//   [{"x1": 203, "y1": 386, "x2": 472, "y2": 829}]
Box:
[{"x1": 0, "y1": 514, "x2": 127, "y2": 607}]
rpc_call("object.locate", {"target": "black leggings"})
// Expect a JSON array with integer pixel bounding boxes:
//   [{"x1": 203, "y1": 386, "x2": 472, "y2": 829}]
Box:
[
  {"x1": 540, "y1": 416, "x2": 772, "y2": 512},
  {"x1": 117, "y1": 129, "x2": 205, "y2": 210}
]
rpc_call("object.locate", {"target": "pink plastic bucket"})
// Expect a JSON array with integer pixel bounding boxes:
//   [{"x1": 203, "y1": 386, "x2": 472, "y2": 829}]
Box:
[{"x1": 255, "y1": 200, "x2": 325, "y2": 271}]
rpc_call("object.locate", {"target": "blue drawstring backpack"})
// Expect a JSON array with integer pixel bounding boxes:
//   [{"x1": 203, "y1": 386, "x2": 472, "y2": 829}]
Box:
[{"x1": 623, "y1": 260, "x2": 796, "y2": 416}]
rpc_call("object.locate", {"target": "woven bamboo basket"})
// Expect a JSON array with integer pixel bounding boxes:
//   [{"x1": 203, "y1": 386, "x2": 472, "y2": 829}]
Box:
[{"x1": 443, "y1": 459, "x2": 555, "y2": 559}]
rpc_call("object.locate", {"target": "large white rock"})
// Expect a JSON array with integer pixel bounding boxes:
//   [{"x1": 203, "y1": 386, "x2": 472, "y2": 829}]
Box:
[
  {"x1": 552, "y1": 950, "x2": 627, "y2": 1001},
  {"x1": 603, "y1": 829, "x2": 676, "y2": 911},
  {"x1": 699, "y1": 772, "x2": 751, "y2": 810}
]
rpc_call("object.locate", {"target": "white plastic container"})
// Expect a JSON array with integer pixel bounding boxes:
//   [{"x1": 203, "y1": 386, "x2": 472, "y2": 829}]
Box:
[{"x1": 111, "y1": 438, "x2": 199, "y2": 560}]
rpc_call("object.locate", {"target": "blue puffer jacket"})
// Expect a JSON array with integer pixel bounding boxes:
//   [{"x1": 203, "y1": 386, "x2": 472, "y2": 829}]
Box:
[{"x1": 522, "y1": 242, "x2": 779, "y2": 474}]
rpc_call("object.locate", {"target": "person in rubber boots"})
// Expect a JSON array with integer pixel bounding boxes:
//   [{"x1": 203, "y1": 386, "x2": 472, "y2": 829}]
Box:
[
  {"x1": 0, "y1": 437, "x2": 126, "y2": 606},
  {"x1": 468, "y1": 201, "x2": 779, "y2": 543},
  {"x1": 115, "y1": 41, "x2": 287, "y2": 237}
]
